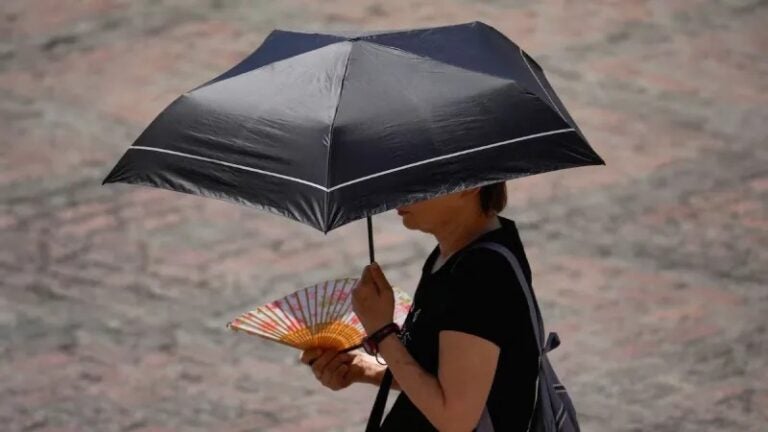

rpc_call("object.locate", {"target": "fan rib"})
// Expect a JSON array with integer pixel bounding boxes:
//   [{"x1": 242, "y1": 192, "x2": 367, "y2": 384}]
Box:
[
  {"x1": 255, "y1": 306, "x2": 293, "y2": 338},
  {"x1": 294, "y1": 290, "x2": 314, "y2": 347}
]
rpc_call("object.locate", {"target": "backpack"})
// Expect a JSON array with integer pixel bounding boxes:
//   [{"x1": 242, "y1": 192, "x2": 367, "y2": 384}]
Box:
[{"x1": 366, "y1": 241, "x2": 581, "y2": 432}]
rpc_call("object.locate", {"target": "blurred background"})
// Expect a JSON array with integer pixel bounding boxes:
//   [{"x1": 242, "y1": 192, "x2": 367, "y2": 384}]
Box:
[{"x1": 1, "y1": 0, "x2": 766, "y2": 431}]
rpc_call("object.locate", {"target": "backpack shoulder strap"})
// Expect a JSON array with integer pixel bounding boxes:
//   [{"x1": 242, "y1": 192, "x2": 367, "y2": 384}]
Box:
[
  {"x1": 365, "y1": 368, "x2": 392, "y2": 432},
  {"x1": 450, "y1": 241, "x2": 547, "y2": 354}
]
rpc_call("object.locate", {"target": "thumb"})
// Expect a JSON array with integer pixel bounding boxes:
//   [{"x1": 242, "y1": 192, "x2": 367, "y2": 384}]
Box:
[
  {"x1": 359, "y1": 265, "x2": 374, "y2": 287},
  {"x1": 370, "y1": 262, "x2": 391, "y2": 292},
  {"x1": 359, "y1": 265, "x2": 380, "y2": 296}
]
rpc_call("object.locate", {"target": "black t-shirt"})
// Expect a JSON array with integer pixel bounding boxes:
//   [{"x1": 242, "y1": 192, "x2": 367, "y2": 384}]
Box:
[{"x1": 379, "y1": 215, "x2": 540, "y2": 431}]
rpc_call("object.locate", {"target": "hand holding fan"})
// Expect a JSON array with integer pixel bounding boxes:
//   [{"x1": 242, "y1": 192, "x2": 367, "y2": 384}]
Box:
[{"x1": 226, "y1": 278, "x2": 412, "y2": 352}]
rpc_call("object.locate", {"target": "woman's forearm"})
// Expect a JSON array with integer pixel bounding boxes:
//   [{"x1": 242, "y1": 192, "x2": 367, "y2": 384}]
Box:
[
  {"x1": 357, "y1": 356, "x2": 402, "y2": 391},
  {"x1": 377, "y1": 333, "x2": 454, "y2": 431}
]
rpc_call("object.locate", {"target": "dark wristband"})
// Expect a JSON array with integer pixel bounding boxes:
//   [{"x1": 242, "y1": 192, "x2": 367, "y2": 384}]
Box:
[{"x1": 362, "y1": 322, "x2": 400, "y2": 356}]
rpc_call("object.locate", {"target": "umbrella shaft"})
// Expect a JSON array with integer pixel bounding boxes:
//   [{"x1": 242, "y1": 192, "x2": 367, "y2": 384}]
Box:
[{"x1": 367, "y1": 215, "x2": 375, "y2": 264}]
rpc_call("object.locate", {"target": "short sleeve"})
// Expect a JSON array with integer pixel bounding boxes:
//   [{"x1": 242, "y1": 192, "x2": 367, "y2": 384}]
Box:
[{"x1": 437, "y1": 249, "x2": 534, "y2": 349}]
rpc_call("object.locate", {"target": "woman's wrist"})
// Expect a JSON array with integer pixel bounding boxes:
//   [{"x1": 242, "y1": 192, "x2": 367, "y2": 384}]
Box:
[
  {"x1": 377, "y1": 332, "x2": 401, "y2": 357},
  {"x1": 379, "y1": 332, "x2": 400, "y2": 349},
  {"x1": 352, "y1": 354, "x2": 386, "y2": 386}
]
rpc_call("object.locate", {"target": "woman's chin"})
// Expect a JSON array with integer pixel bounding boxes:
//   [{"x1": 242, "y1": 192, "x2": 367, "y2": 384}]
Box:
[
  {"x1": 399, "y1": 214, "x2": 414, "y2": 229},
  {"x1": 400, "y1": 216, "x2": 425, "y2": 233}
]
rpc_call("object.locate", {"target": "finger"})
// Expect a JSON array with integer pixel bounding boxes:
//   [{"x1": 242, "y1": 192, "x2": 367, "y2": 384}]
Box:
[
  {"x1": 361, "y1": 265, "x2": 381, "y2": 295},
  {"x1": 312, "y1": 350, "x2": 351, "y2": 377},
  {"x1": 340, "y1": 357, "x2": 355, "y2": 382},
  {"x1": 369, "y1": 262, "x2": 391, "y2": 293},
  {"x1": 311, "y1": 350, "x2": 338, "y2": 378},
  {"x1": 323, "y1": 359, "x2": 349, "y2": 388},
  {"x1": 320, "y1": 356, "x2": 344, "y2": 383},
  {"x1": 321, "y1": 352, "x2": 352, "y2": 381},
  {"x1": 331, "y1": 364, "x2": 350, "y2": 389},
  {"x1": 300, "y1": 349, "x2": 323, "y2": 365},
  {"x1": 359, "y1": 265, "x2": 375, "y2": 290},
  {"x1": 352, "y1": 270, "x2": 373, "y2": 301}
]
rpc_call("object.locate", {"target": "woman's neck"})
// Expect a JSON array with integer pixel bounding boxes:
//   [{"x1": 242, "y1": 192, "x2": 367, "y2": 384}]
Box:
[{"x1": 435, "y1": 213, "x2": 501, "y2": 260}]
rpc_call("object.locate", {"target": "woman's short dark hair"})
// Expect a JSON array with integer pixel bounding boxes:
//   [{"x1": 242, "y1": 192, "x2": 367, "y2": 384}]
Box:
[{"x1": 478, "y1": 181, "x2": 507, "y2": 215}]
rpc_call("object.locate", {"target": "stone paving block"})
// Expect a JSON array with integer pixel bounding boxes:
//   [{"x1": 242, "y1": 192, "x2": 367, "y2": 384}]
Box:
[
  {"x1": 3, "y1": 0, "x2": 130, "y2": 39},
  {"x1": 0, "y1": 19, "x2": 260, "y2": 126}
]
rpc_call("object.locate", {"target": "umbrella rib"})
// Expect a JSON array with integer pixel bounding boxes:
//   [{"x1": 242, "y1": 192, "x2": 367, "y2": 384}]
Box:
[
  {"x1": 519, "y1": 47, "x2": 566, "y2": 122},
  {"x1": 127, "y1": 127, "x2": 574, "y2": 193},
  {"x1": 359, "y1": 40, "x2": 569, "y2": 125},
  {"x1": 324, "y1": 43, "x2": 354, "y2": 227},
  {"x1": 326, "y1": 127, "x2": 575, "y2": 191},
  {"x1": 126, "y1": 146, "x2": 328, "y2": 192}
]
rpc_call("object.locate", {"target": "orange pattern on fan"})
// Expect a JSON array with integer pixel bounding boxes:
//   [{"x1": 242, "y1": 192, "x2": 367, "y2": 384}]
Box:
[
  {"x1": 226, "y1": 277, "x2": 413, "y2": 351},
  {"x1": 285, "y1": 321, "x2": 363, "y2": 350}
]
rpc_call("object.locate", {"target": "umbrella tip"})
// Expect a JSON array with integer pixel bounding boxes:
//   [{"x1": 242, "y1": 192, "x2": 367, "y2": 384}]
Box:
[{"x1": 100, "y1": 171, "x2": 117, "y2": 185}]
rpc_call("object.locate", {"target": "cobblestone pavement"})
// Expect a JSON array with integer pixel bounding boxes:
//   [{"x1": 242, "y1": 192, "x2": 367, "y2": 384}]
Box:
[{"x1": 1, "y1": 1, "x2": 767, "y2": 431}]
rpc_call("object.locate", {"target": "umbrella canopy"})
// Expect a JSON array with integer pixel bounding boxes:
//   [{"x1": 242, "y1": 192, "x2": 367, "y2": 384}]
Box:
[{"x1": 103, "y1": 21, "x2": 604, "y2": 234}]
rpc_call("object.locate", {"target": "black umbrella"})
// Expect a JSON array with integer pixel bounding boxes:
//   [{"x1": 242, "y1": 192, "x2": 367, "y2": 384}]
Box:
[{"x1": 103, "y1": 21, "x2": 604, "y2": 263}]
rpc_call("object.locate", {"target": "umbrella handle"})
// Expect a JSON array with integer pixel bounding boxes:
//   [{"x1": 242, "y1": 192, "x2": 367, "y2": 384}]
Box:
[{"x1": 367, "y1": 215, "x2": 375, "y2": 264}]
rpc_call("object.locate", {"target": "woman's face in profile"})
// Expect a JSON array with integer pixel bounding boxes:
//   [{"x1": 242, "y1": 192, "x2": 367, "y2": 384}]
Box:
[{"x1": 396, "y1": 188, "x2": 479, "y2": 234}]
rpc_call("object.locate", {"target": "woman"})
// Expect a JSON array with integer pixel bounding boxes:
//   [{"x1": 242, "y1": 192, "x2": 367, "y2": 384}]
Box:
[{"x1": 300, "y1": 182, "x2": 540, "y2": 431}]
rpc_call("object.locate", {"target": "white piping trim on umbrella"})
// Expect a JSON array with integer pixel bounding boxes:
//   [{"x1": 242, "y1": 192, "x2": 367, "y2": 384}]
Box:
[
  {"x1": 127, "y1": 146, "x2": 329, "y2": 192},
  {"x1": 519, "y1": 47, "x2": 566, "y2": 122},
  {"x1": 327, "y1": 127, "x2": 574, "y2": 191},
  {"x1": 127, "y1": 127, "x2": 575, "y2": 192}
]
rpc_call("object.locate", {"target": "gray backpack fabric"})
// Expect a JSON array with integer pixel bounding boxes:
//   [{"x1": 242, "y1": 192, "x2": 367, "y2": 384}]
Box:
[{"x1": 458, "y1": 241, "x2": 581, "y2": 432}]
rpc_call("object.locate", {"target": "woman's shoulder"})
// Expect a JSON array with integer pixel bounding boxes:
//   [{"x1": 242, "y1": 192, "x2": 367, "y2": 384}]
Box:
[
  {"x1": 446, "y1": 249, "x2": 513, "y2": 293},
  {"x1": 452, "y1": 243, "x2": 516, "y2": 274},
  {"x1": 451, "y1": 240, "x2": 532, "y2": 288}
]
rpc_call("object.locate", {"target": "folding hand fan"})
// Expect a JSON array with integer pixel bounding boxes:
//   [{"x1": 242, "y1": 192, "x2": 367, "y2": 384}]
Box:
[{"x1": 226, "y1": 278, "x2": 412, "y2": 352}]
